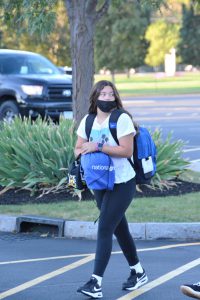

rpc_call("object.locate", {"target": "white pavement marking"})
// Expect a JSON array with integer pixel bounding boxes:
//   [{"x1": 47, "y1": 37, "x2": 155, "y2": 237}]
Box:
[
  {"x1": 0, "y1": 254, "x2": 95, "y2": 299},
  {"x1": 183, "y1": 148, "x2": 200, "y2": 153},
  {"x1": 128, "y1": 115, "x2": 200, "y2": 121},
  {"x1": 191, "y1": 159, "x2": 200, "y2": 163},
  {"x1": 113, "y1": 242, "x2": 200, "y2": 255},
  {"x1": 117, "y1": 257, "x2": 200, "y2": 300},
  {"x1": 1, "y1": 243, "x2": 200, "y2": 299},
  {"x1": 122, "y1": 100, "x2": 155, "y2": 104},
  {"x1": 0, "y1": 253, "x2": 90, "y2": 265},
  {"x1": 1, "y1": 242, "x2": 200, "y2": 265}
]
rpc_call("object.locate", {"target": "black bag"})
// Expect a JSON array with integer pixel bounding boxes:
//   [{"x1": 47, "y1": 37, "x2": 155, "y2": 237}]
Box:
[{"x1": 67, "y1": 155, "x2": 86, "y2": 190}]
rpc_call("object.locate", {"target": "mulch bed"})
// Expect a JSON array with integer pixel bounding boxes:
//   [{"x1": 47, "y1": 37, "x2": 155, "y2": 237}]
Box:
[{"x1": 0, "y1": 180, "x2": 200, "y2": 205}]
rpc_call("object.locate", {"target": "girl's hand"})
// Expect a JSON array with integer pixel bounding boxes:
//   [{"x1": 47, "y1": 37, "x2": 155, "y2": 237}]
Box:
[{"x1": 81, "y1": 142, "x2": 97, "y2": 154}]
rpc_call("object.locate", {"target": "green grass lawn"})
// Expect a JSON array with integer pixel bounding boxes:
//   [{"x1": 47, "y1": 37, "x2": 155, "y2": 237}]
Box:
[
  {"x1": 0, "y1": 170, "x2": 199, "y2": 223},
  {"x1": 95, "y1": 72, "x2": 200, "y2": 97},
  {"x1": 1, "y1": 192, "x2": 200, "y2": 223}
]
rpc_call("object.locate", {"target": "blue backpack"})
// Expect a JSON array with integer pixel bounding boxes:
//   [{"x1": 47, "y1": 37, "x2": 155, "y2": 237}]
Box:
[
  {"x1": 85, "y1": 109, "x2": 157, "y2": 185},
  {"x1": 81, "y1": 152, "x2": 115, "y2": 190}
]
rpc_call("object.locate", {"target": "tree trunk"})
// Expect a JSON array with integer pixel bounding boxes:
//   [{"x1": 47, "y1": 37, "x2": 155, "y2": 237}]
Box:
[
  {"x1": 126, "y1": 68, "x2": 130, "y2": 78},
  {"x1": 111, "y1": 71, "x2": 115, "y2": 84},
  {"x1": 64, "y1": 0, "x2": 110, "y2": 126}
]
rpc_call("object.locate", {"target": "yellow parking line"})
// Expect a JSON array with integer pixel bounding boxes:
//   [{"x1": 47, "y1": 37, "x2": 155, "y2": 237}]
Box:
[
  {"x1": 0, "y1": 242, "x2": 200, "y2": 299},
  {"x1": 117, "y1": 257, "x2": 200, "y2": 300},
  {"x1": 0, "y1": 254, "x2": 95, "y2": 300},
  {"x1": 1, "y1": 242, "x2": 200, "y2": 265}
]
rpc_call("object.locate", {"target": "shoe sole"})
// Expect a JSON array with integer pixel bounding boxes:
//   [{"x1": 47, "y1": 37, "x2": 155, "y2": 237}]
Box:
[
  {"x1": 124, "y1": 275, "x2": 148, "y2": 291},
  {"x1": 78, "y1": 290, "x2": 103, "y2": 299},
  {"x1": 181, "y1": 286, "x2": 200, "y2": 299}
]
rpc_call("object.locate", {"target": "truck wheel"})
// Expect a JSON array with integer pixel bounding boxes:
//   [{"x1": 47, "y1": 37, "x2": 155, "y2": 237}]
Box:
[{"x1": 0, "y1": 101, "x2": 19, "y2": 123}]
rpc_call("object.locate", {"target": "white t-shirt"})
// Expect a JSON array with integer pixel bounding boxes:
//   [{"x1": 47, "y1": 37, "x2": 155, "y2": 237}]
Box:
[{"x1": 77, "y1": 113, "x2": 136, "y2": 183}]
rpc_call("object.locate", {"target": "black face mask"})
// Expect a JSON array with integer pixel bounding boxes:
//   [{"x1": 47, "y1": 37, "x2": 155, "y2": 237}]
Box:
[{"x1": 96, "y1": 100, "x2": 117, "y2": 113}]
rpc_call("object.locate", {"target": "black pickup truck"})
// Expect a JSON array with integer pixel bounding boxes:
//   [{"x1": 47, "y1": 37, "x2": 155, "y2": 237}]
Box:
[{"x1": 0, "y1": 49, "x2": 72, "y2": 121}]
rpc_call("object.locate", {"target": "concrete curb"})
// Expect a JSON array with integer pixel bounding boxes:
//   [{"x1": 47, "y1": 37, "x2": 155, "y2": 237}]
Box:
[
  {"x1": 64, "y1": 220, "x2": 200, "y2": 240},
  {"x1": 0, "y1": 215, "x2": 17, "y2": 232},
  {"x1": 1, "y1": 215, "x2": 200, "y2": 240}
]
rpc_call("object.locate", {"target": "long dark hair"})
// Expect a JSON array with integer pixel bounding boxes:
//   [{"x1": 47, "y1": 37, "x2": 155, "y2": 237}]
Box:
[
  {"x1": 88, "y1": 80, "x2": 123, "y2": 114},
  {"x1": 88, "y1": 80, "x2": 138, "y2": 131}
]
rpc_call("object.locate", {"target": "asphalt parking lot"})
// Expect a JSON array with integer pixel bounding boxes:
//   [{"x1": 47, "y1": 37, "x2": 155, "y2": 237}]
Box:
[{"x1": 0, "y1": 232, "x2": 200, "y2": 300}]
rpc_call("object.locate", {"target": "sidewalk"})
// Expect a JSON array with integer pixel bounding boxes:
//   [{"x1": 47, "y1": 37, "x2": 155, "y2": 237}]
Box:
[{"x1": 0, "y1": 214, "x2": 200, "y2": 240}]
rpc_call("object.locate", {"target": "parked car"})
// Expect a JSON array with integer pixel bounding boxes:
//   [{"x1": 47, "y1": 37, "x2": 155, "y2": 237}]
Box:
[
  {"x1": 63, "y1": 66, "x2": 72, "y2": 76},
  {"x1": 58, "y1": 66, "x2": 72, "y2": 76},
  {"x1": 0, "y1": 49, "x2": 73, "y2": 122}
]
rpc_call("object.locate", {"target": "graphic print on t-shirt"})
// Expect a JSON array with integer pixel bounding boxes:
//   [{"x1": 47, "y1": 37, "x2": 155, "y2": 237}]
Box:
[{"x1": 89, "y1": 128, "x2": 110, "y2": 145}]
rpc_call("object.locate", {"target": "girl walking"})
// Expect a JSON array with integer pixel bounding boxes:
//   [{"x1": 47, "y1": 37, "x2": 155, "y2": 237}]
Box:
[{"x1": 75, "y1": 80, "x2": 148, "y2": 298}]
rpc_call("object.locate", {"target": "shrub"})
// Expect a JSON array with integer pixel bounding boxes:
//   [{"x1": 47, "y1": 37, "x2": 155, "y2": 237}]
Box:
[
  {"x1": 0, "y1": 118, "x2": 190, "y2": 196},
  {"x1": 0, "y1": 117, "x2": 76, "y2": 193},
  {"x1": 151, "y1": 128, "x2": 190, "y2": 189}
]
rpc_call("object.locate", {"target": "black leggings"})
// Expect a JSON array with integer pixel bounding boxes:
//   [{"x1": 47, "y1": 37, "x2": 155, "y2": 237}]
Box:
[{"x1": 93, "y1": 177, "x2": 139, "y2": 277}]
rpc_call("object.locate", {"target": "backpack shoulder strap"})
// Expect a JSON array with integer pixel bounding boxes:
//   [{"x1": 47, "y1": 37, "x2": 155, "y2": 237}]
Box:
[
  {"x1": 85, "y1": 113, "x2": 96, "y2": 141},
  {"x1": 109, "y1": 109, "x2": 126, "y2": 144},
  {"x1": 109, "y1": 109, "x2": 135, "y2": 170}
]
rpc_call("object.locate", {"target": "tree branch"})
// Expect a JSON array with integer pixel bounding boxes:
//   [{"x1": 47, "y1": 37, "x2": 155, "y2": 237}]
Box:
[
  {"x1": 86, "y1": 0, "x2": 98, "y2": 14},
  {"x1": 96, "y1": 0, "x2": 111, "y2": 21}
]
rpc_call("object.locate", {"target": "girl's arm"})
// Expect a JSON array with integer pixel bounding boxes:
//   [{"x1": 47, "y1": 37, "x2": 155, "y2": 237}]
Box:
[
  {"x1": 74, "y1": 136, "x2": 87, "y2": 157},
  {"x1": 77, "y1": 133, "x2": 134, "y2": 158},
  {"x1": 75, "y1": 136, "x2": 100, "y2": 157},
  {"x1": 100, "y1": 133, "x2": 133, "y2": 158}
]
